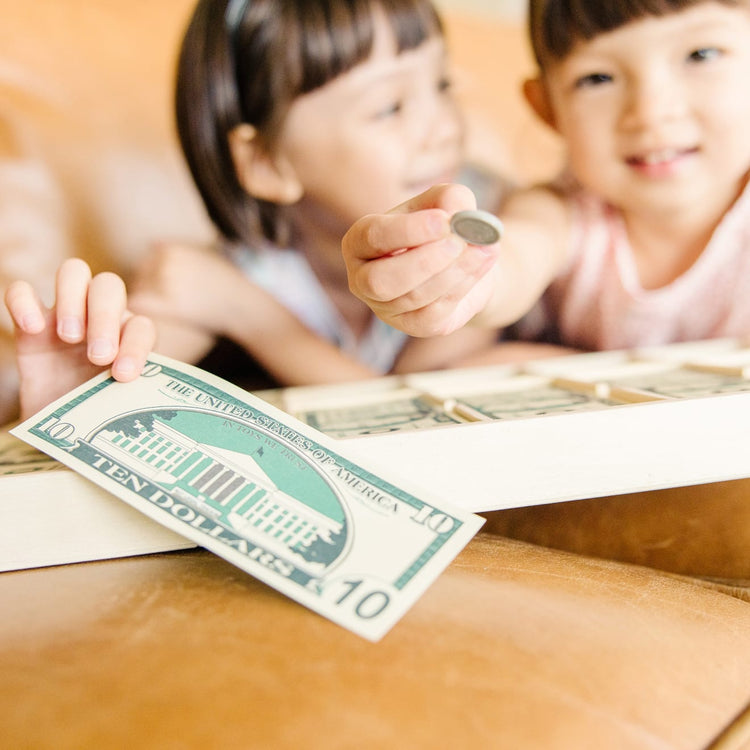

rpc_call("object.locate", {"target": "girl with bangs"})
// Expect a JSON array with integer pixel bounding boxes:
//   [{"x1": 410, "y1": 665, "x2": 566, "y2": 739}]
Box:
[
  {"x1": 341, "y1": 0, "x2": 750, "y2": 354},
  {"x1": 129, "y1": 0, "x2": 508, "y2": 383},
  {"x1": 5, "y1": 0, "x2": 509, "y2": 420}
]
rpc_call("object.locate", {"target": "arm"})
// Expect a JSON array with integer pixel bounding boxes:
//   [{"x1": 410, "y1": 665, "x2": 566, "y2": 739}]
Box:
[
  {"x1": 342, "y1": 183, "x2": 570, "y2": 338},
  {"x1": 392, "y1": 325, "x2": 499, "y2": 373},
  {"x1": 129, "y1": 242, "x2": 377, "y2": 385},
  {"x1": 5, "y1": 258, "x2": 155, "y2": 420}
]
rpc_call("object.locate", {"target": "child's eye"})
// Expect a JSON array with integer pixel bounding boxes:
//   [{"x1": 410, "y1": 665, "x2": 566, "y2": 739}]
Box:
[
  {"x1": 372, "y1": 101, "x2": 403, "y2": 119},
  {"x1": 437, "y1": 74, "x2": 453, "y2": 94},
  {"x1": 574, "y1": 72, "x2": 612, "y2": 89},
  {"x1": 687, "y1": 47, "x2": 722, "y2": 64}
]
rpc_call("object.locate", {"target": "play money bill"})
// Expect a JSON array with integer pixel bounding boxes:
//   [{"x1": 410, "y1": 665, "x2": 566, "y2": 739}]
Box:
[
  {"x1": 0, "y1": 429, "x2": 62, "y2": 476},
  {"x1": 11, "y1": 355, "x2": 483, "y2": 641}
]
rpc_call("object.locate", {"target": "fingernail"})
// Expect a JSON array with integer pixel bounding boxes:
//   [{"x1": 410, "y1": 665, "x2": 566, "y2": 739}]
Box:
[
  {"x1": 113, "y1": 357, "x2": 135, "y2": 378},
  {"x1": 89, "y1": 338, "x2": 114, "y2": 360},
  {"x1": 58, "y1": 316, "x2": 83, "y2": 340}
]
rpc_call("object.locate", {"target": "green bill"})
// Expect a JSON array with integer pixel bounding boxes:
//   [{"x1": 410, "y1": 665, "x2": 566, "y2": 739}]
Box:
[
  {"x1": 454, "y1": 384, "x2": 618, "y2": 420},
  {"x1": 297, "y1": 394, "x2": 463, "y2": 437},
  {"x1": 11, "y1": 355, "x2": 483, "y2": 641},
  {"x1": 0, "y1": 430, "x2": 62, "y2": 476}
]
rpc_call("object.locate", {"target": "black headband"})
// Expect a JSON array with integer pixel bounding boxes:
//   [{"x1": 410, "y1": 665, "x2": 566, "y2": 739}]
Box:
[{"x1": 225, "y1": 0, "x2": 250, "y2": 35}]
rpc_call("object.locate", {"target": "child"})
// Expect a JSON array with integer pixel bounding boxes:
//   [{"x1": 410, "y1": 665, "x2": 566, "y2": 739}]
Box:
[
  {"x1": 342, "y1": 0, "x2": 750, "y2": 351},
  {"x1": 4, "y1": 0, "x2": 530, "y2": 423},
  {"x1": 125, "y1": 0, "x2": 509, "y2": 386},
  {"x1": 5, "y1": 0, "x2": 532, "y2": 422}
]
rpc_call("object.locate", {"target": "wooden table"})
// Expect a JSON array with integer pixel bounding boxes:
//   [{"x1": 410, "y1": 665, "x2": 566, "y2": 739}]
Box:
[{"x1": 1, "y1": 534, "x2": 749, "y2": 749}]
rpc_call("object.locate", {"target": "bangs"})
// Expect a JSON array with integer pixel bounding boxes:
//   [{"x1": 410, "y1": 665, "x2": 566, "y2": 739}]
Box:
[
  {"x1": 290, "y1": 0, "x2": 443, "y2": 94},
  {"x1": 530, "y1": 0, "x2": 738, "y2": 66},
  {"x1": 234, "y1": 0, "x2": 442, "y2": 131}
]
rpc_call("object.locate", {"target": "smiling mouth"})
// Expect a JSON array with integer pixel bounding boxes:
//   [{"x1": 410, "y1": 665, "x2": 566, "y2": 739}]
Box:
[{"x1": 626, "y1": 146, "x2": 698, "y2": 167}]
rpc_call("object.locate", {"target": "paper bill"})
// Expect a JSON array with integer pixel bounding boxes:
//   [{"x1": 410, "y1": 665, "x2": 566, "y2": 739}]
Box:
[
  {"x1": 11, "y1": 355, "x2": 483, "y2": 641},
  {"x1": 0, "y1": 429, "x2": 63, "y2": 476},
  {"x1": 295, "y1": 392, "x2": 464, "y2": 438}
]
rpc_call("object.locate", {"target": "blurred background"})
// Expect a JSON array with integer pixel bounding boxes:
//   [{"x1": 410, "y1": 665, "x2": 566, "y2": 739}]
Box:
[{"x1": 435, "y1": 0, "x2": 526, "y2": 21}]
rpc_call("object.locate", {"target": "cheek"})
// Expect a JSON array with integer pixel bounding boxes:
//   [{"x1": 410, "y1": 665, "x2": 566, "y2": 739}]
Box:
[
  {"x1": 558, "y1": 118, "x2": 603, "y2": 168},
  {"x1": 302, "y1": 155, "x2": 401, "y2": 219},
  {"x1": 335, "y1": 140, "x2": 404, "y2": 189},
  {"x1": 559, "y1": 104, "x2": 616, "y2": 157}
]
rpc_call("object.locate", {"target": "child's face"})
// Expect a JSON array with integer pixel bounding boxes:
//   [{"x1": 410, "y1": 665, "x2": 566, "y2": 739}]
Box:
[
  {"x1": 272, "y1": 9, "x2": 464, "y2": 235},
  {"x1": 532, "y1": 2, "x2": 750, "y2": 221}
]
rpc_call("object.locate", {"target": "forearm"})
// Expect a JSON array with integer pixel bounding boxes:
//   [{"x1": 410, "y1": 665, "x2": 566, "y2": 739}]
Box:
[
  {"x1": 393, "y1": 326, "x2": 499, "y2": 373},
  {"x1": 470, "y1": 249, "x2": 554, "y2": 329},
  {"x1": 220, "y1": 289, "x2": 376, "y2": 385},
  {"x1": 131, "y1": 254, "x2": 375, "y2": 385},
  {"x1": 231, "y1": 322, "x2": 376, "y2": 385},
  {"x1": 150, "y1": 318, "x2": 217, "y2": 364},
  {"x1": 470, "y1": 188, "x2": 571, "y2": 329}
]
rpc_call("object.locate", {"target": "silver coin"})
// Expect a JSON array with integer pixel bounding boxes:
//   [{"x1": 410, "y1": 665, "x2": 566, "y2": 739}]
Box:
[{"x1": 450, "y1": 209, "x2": 504, "y2": 246}]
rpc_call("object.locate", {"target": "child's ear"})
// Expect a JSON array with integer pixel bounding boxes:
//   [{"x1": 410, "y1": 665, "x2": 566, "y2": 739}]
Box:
[
  {"x1": 228, "y1": 123, "x2": 303, "y2": 204},
  {"x1": 522, "y1": 77, "x2": 557, "y2": 131}
]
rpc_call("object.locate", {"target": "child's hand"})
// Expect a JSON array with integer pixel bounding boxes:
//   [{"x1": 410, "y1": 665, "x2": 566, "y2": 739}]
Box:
[
  {"x1": 129, "y1": 241, "x2": 243, "y2": 333},
  {"x1": 5, "y1": 258, "x2": 155, "y2": 419},
  {"x1": 342, "y1": 184, "x2": 501, "y2": 337}
]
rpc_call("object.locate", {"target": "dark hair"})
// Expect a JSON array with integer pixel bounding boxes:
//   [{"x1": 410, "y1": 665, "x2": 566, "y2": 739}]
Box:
[
  {"x1": 176, "y1": 0, "x2": 443, "y2": 247},
  {"x1": 529, "y1": 0, "x2": 742, "y2": 68}
]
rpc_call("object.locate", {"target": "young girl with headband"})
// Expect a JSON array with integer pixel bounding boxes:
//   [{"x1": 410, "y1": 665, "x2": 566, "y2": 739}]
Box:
[
  {"x1": 126, "y1": 0, "x2": 509, "y2": 384},
  {"x1": 5, "y1": 0, "x2": 511, "y2": 419},
  {"x1": 342, "y1": 0, "x2": 750, "y2": 350}
]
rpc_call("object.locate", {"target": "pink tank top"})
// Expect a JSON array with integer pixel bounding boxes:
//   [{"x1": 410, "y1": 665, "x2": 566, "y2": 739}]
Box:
[{"x1": 533, "y1": 181, "x2": 750, "y2": 350}]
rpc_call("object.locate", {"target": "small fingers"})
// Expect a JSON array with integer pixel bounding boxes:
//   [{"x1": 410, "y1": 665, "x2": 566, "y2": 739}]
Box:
[
  {"x1": 353, "y1": 234, "x2": 466, "y2": 302},
  {"x1": 398, "y1": 245, "x2": 498, "y2": 313},
  {"x1": 392, "y1": 183, "x2": 477, "y2": 216},
  {"x1": 368, "y1": 246, "x2": 499, "y2": 336},
  {"x1": 367, "y1": 234, "x2": 499, "y2": 303},
  {"x1": 111, "y1": 313, "x2": 156, "y2": 382},
  {"x1": 343, "y1": 211, "x2": 443, "y2": 266},
  {"x1": 4, "y1": 280, "x2": 46, "y2": 333},
  {"x1": 55, "y1": 258, "x2": 93, "y2": 342},
  {"x1": 393, "y1": 267, "x2": 499, "y2": 337},
  {"x1": 342, "y1": 184, "x2": 481, "y2": 314},
  {"x1": 343, "y1": 183, "x2": 476, "y2": 266},
  {"x1": 86, "y1": 271, "x2": 128, "y2": 365}
]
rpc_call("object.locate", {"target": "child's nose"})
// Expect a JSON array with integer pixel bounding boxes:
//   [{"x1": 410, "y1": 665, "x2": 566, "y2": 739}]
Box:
[
  {"x1": 622, "y1": 74, "x2": 687, "y2": 130},
  {"x1": 422, "y1": 95, "x2": 463, "y2": 148}
]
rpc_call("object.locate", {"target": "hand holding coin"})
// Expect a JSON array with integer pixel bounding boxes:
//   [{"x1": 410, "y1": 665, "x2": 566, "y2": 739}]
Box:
[{"x1": 450, "y1": 209, "x2": 504, "y2": 246}]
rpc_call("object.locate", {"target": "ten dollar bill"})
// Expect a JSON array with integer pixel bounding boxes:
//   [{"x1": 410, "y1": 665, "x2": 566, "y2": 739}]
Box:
[{"x1": 11, "y1": 355, "x2": 483, "y2": 641}]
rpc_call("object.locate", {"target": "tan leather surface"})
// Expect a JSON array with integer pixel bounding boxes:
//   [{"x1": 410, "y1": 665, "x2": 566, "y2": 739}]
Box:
[
  {"x1": 482, "y1": 479, "x2": 750, "y2": 580},
  {"x1": 1, "y1": 535, "x2": 749, "y2": 750}
]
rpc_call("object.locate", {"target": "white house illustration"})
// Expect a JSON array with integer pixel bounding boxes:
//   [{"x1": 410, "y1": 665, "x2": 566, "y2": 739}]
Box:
[{"x1": 92, "y1": 415, "x2": 343, "y2": 562}]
